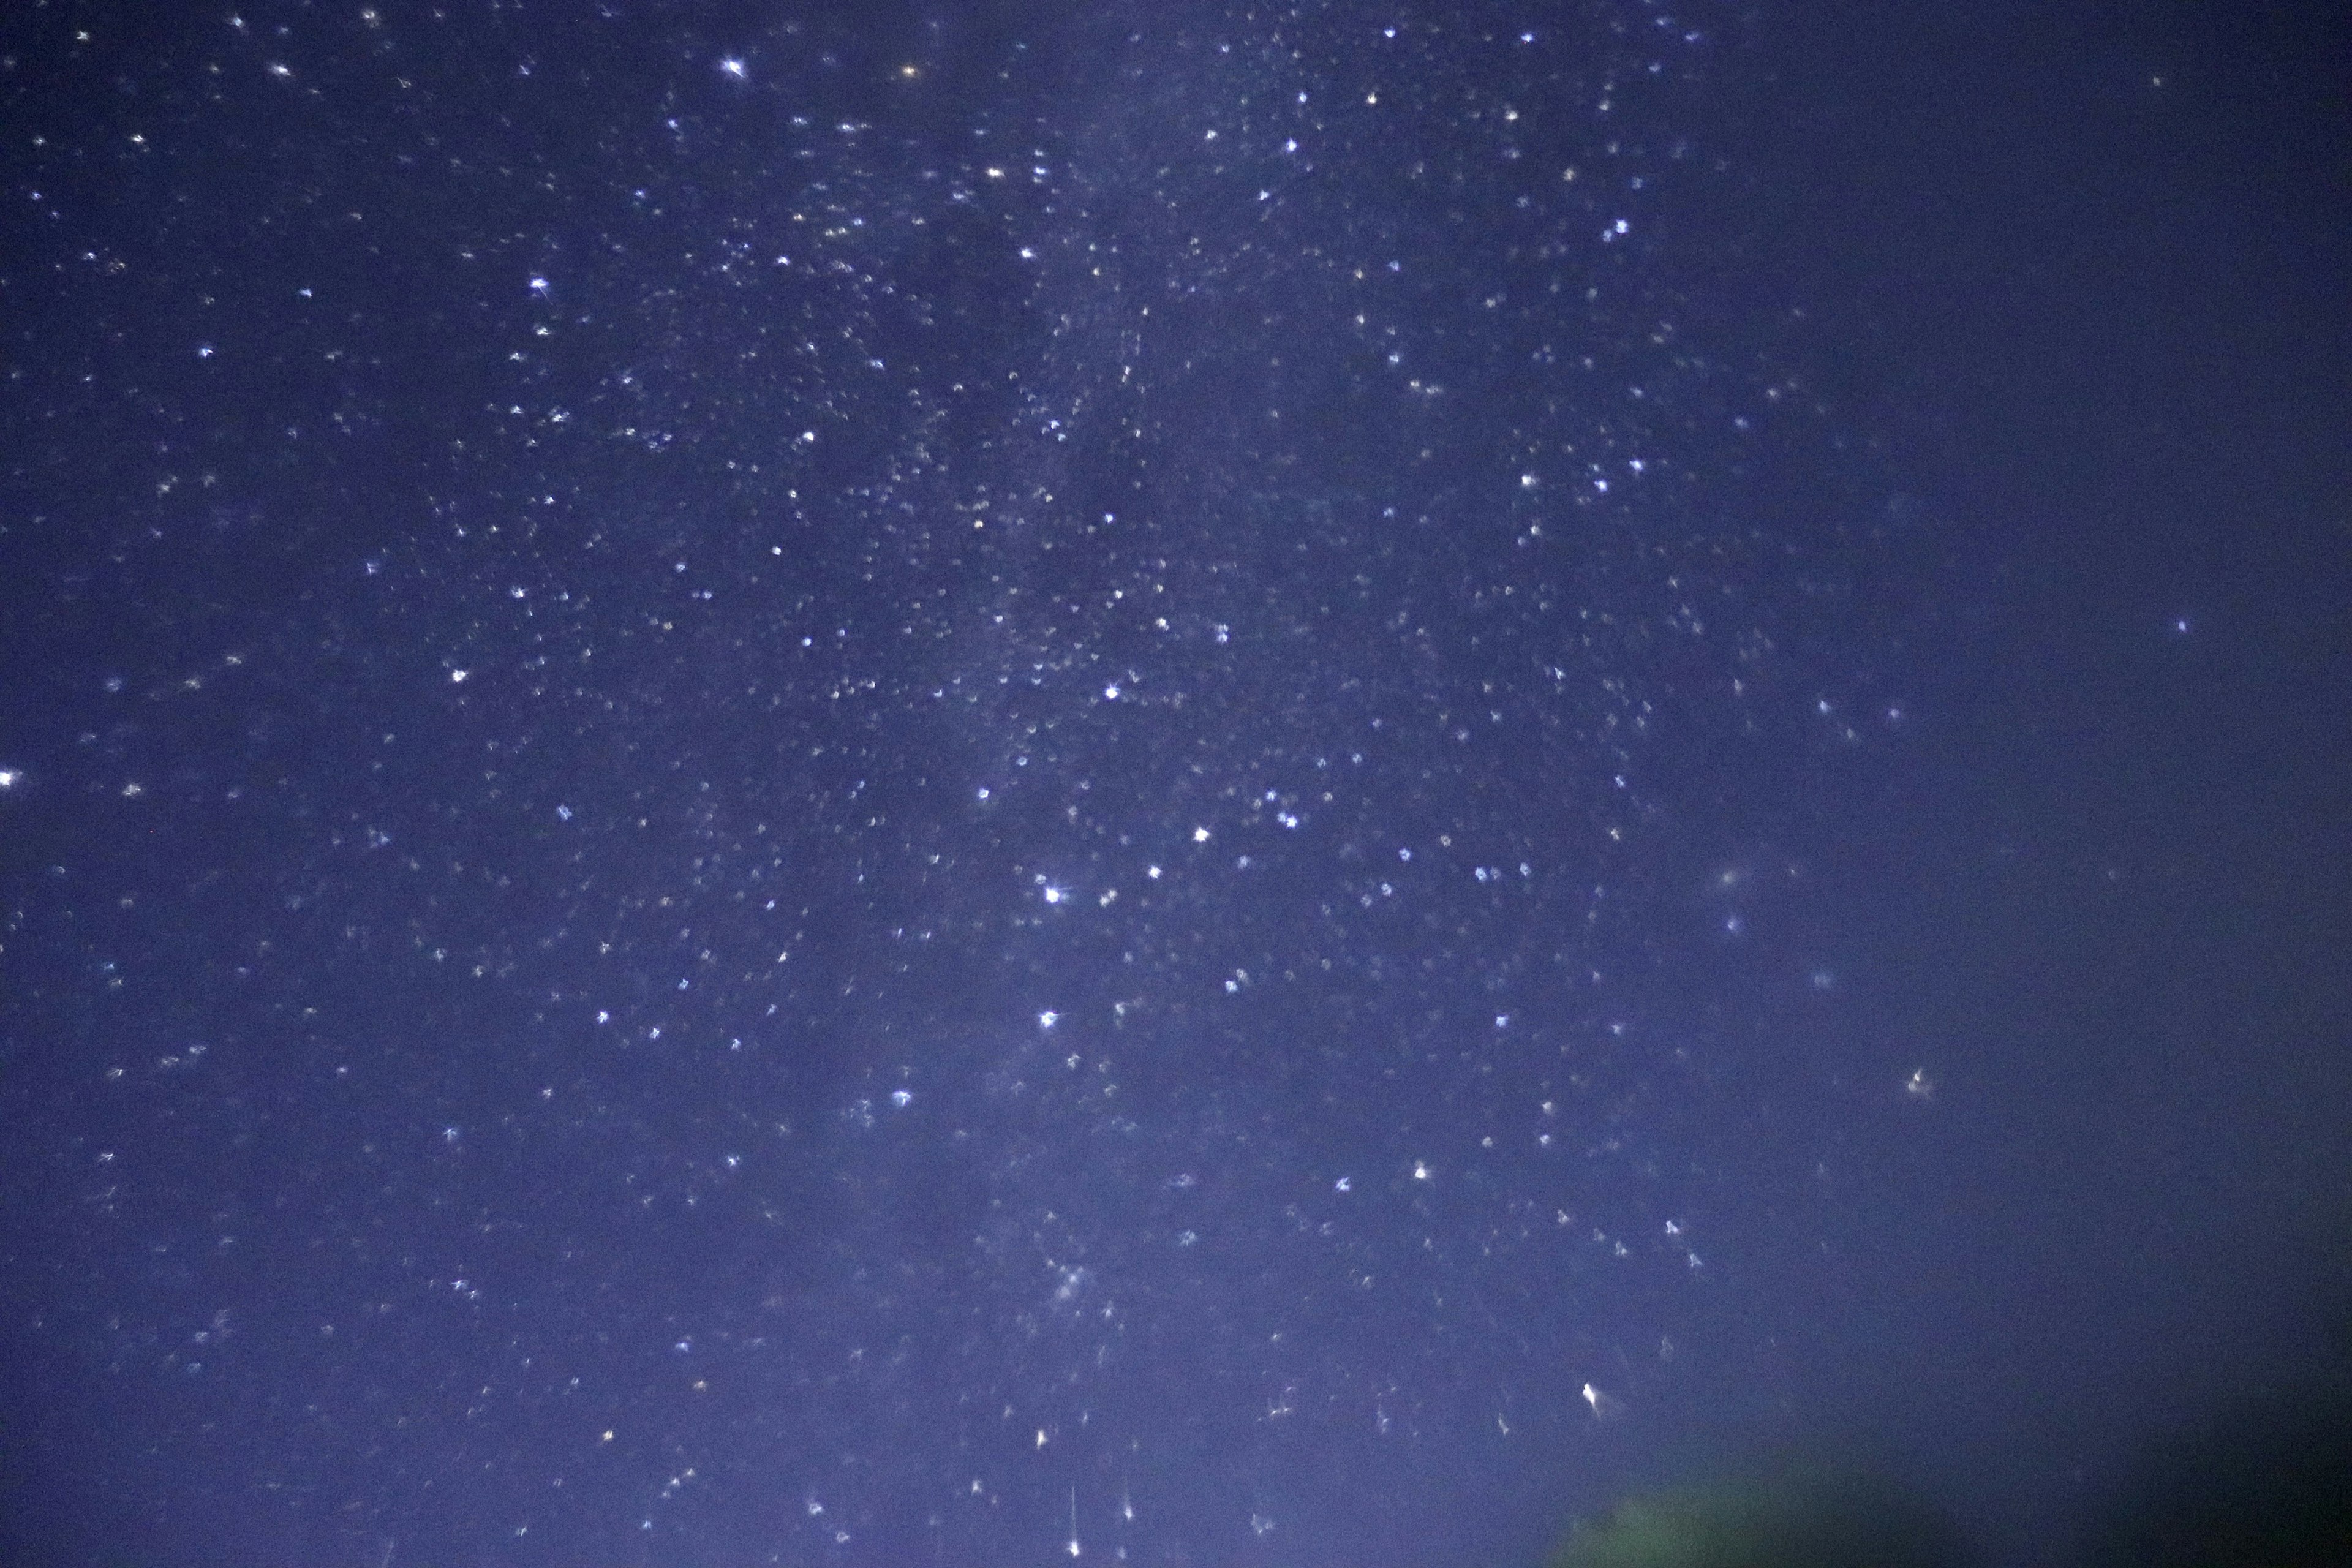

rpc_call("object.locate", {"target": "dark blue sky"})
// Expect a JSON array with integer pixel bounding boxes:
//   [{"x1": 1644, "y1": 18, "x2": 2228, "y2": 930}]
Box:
[{"x1": 3, "y1": 4, "x2": 2346, "y2": 1566}]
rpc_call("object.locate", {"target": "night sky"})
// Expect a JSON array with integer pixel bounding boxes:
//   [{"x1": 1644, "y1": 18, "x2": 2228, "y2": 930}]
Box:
[{"x1": 3, "y1": 3, "x2": 2346, "y2": 1567}]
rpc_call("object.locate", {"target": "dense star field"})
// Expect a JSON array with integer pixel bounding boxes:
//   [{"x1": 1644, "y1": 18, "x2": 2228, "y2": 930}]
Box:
[{"x1": 4, "y1": 3, "x2": 2346, "y2": 1567}]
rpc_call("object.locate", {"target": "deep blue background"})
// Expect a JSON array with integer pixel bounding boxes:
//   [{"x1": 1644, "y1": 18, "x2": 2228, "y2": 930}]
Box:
[{"x1": 3, "y1": 3, "x2": 2346, "y2": 1566}]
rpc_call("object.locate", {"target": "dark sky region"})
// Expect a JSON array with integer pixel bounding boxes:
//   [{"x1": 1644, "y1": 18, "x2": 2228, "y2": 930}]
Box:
[{"x1": 2, "y1": 2, "x2": 2346, "y2": 1566}]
